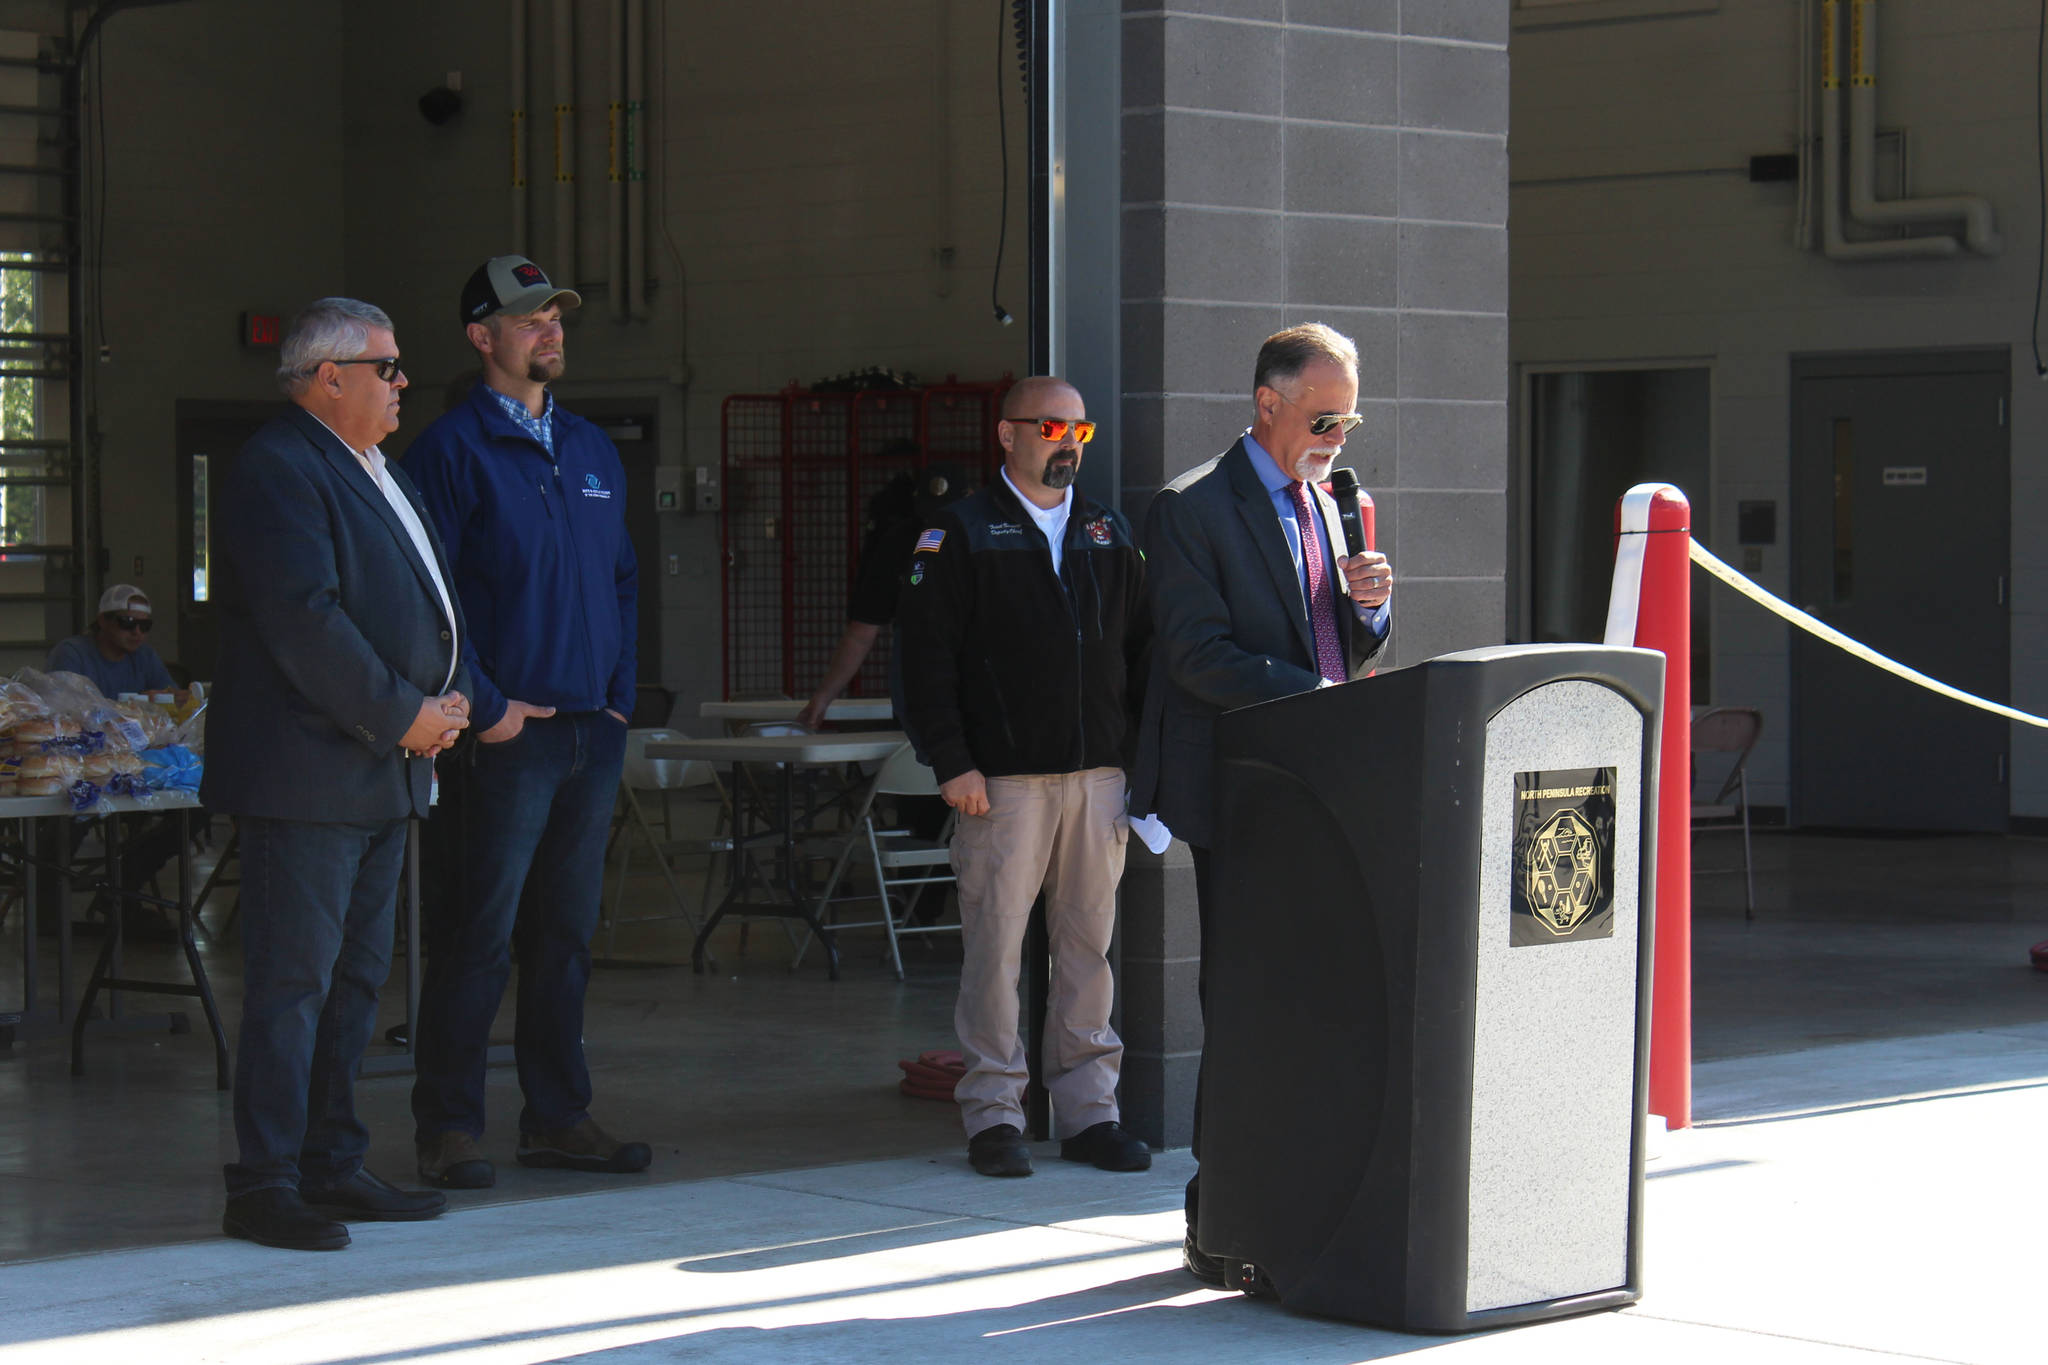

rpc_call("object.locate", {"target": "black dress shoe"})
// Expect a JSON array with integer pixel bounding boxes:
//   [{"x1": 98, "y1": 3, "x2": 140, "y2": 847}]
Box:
[
  {"x1": 1058, "y1": 1120, "x2": 1152, "y2": 1172},
  {"x1": 967, "y1": 1123, "x2": 1033, "y2": 1177},
  {"x1": 299, "y1": 1168, "x2": 448, "y2": 1222},
  {"x1": 1182, "y1": 1232, "x2": 1226, "y2": 1286},
  {"x1": 223, "y1": 1188, "x2": 350, "y2": 1251}
]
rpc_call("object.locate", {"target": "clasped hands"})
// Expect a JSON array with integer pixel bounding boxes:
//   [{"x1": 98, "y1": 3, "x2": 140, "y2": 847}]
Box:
[{"x1": 401, "y1": 690, "x2": 471, "y2": 757}]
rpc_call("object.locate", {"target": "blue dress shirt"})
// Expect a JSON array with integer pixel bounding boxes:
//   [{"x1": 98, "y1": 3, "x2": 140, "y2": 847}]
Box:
[{"x1": 1243, "y1": 430, "x2": 1390, "y2": 638}]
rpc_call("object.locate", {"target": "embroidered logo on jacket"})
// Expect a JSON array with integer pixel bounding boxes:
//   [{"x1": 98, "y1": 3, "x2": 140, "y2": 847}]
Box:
[
  {"x1": 1085, "y1": 518, "x2": 1113, "y2": 546},
  {"x1": 581, "y1": 472, "x2": 611, "y2": 499}
]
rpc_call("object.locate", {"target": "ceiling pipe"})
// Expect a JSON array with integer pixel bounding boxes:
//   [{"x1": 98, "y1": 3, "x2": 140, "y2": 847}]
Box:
[
  {"x1": 511, "y1": 0, "x2": 527, "y2": 256},
  {"x1": 626, "y1": 0, "x2": 647, "y2": 320},
  {"x1": 1846, "y1": 0, "x2": 2000, "y2": 255},
  {"x1": 607, "y1": 0, "x2": 625, "y2": 320},
  {"x1": 552, "y1": 0, "x2": 576, "y2": 284},
  {"x1": 1819, "y1": 0, "x2": 1956, "y2": 260}
]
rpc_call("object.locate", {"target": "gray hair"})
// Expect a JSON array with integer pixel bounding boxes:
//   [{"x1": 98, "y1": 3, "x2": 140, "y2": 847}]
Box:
[
  {"x1": 277, "y1": 297, "x2": 395, "y2": 395},
  {"x1": 1253, "y1": 322, "x2": 1358, "y2": 395}
]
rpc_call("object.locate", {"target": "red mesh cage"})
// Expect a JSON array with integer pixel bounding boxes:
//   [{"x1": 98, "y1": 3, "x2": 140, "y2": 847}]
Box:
[
  {"x1": 721, "y1": 394, "x2": 788, "y2": 700},
  {"x1": 787, "y1": 393, "x2": 855, "y2": 701},
  {"x1": 849, "y1": 392, "x2": 923, "y2": 698},
  {"x1": 721, "y1": 378, "x2": 1012, "y2": 703}
]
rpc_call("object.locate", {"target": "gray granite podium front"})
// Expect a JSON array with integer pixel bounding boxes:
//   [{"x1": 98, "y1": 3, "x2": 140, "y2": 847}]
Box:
[{"x1": 1200, "y1": 643, "x2": 1663, "y2": 1332}]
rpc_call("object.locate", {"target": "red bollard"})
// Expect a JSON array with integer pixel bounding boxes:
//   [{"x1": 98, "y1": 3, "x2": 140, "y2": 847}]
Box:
[{"x1": 1605, "y1": 483, "x2": 1692, "y2": 1130}]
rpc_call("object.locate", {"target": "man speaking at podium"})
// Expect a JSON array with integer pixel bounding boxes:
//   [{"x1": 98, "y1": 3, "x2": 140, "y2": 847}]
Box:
[{"x1": 1130, "y1": 323, "x2": 1394, "y2": 1282}]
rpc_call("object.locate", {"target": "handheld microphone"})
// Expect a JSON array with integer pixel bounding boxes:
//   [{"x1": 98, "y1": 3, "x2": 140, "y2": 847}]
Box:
[{"x1": 1329, "y1": 467, "x2": 1368, "y2": 558}]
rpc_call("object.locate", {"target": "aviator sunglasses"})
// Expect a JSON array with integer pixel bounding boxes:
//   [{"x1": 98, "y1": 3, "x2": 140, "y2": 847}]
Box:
[
  {"x1": 1009, "y1": 417, "x2": 1096, "y2": 443},
  {"x1": 1273, "y1": 388, "x2": 1363, "y2": 437}
]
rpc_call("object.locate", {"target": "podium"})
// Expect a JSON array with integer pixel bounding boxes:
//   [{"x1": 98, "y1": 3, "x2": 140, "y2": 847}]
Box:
[{"x1": 1199, "y1": 644, "x2": 1663, "y2": 1332}]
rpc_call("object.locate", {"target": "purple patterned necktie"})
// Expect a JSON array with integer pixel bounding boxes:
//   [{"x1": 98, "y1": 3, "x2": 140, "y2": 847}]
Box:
[{"x1": 1291, "y1": 480, "x2": 1347, "y2": 684}]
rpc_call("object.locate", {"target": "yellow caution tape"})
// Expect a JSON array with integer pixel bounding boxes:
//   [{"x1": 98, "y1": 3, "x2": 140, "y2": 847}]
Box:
[{"x1": 1689, "y1": 539, "x2": 2048, "y2": 728}]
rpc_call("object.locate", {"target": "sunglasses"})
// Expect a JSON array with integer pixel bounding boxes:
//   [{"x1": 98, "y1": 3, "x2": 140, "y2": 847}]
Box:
[
  {"x1": 1008, "y1": 417, "x2": 1096, "y2": 444},
  {"x1": 327, "y1": 356, "x2": 405, "y2": 383},
  {"x1": 109, "y1": 614, "x2": 152, "y2": 633},
  {"x1": 1274, "y1": 388, "x2": 1363, "y2": 436}
]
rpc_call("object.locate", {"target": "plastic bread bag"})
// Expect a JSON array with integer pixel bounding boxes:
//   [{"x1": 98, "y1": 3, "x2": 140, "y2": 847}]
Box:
[
  {"x1": 0, "y1": 677, "x2": 51, "y2": 734},
  {"x1": 106, "y1": 748, "x2": 156, "y2": 801},
  {"x1": 108, "y1": 699, "x2": 175, "y2": 751},
  {"x1": 169, "y1": 700, "x2": 206, "y2": 755},
  {"x1": 14, "y1": 751, "x2": 84, "y2": 801},
  {"x1": 7, "y1": 668, "x2": 113, "y2": 755},
  {"x1": 139, "y1": 744, "x2": 202, "y2": 794}
]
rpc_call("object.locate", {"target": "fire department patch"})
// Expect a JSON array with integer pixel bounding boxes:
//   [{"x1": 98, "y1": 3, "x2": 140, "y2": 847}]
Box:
[
  {"x1": 1509, "y1": 767, "x2": 1617, "y2": 946},
  {"x1": 1085, "y1": 518, "x2": 1112, "y2": 546}
]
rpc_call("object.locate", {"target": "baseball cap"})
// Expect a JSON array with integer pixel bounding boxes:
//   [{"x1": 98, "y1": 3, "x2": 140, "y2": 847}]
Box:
[
  {"x1": 97, "y1": 584, "x2": 150, "y2": 617},
  {"x1": 460, "y1": 255, "x2": 582, "y2": 325}
]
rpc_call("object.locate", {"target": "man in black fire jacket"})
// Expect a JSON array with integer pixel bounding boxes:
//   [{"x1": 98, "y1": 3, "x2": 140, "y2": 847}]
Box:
[{"x1": 897, "y1": 376, "x2": 1153, "y2": 1179}]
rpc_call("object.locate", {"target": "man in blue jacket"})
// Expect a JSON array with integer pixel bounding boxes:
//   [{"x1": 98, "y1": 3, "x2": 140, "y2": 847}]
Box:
[{"x1": 403, "y1": 256, "x2": 649, "y2": 1188}]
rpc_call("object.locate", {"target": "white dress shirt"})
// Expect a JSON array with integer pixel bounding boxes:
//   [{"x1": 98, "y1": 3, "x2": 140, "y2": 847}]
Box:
[
  {"x1": 312, "y1": 414, "x2": 460, "y2": 692},
  {"x1": 1001, "y1": 467, "x2": 1075, "y2": 579}
]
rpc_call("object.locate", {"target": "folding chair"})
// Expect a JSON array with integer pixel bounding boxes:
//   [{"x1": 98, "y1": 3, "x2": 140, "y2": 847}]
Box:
[
  {"x1": 796, "y1": 741, "x2": 959, "y2": 980},
  {"x1": 1692, "y1": 706, "x2": 1762, "y2": 920},
  {"x1": 601, "y1": 728, "x2": 727, "y2": 955}
]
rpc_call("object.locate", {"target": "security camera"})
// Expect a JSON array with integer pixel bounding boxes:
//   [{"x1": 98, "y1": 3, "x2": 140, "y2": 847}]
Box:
[{"x1": 418, "y1": 86, "x2": 464, "y2": 126}]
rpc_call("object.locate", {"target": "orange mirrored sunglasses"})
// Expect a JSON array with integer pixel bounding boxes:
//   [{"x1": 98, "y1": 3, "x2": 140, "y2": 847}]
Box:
[{"x1": 1008, "y1": 417, "x2": 1096, "y2": 444}]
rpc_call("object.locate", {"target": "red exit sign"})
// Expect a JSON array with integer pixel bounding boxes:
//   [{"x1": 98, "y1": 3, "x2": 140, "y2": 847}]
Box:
[{"x1": 241, "y1": 312, "x2": 282, "y2": 348}]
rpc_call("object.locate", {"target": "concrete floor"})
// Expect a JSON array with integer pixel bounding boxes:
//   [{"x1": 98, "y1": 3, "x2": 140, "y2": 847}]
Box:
[
  {"x1": 2, "y1": 826, "x2": 2046, "y2": 1276},
  {"x1": 0, "y1": 1028, "x2": 2041, "y2": 1363}
]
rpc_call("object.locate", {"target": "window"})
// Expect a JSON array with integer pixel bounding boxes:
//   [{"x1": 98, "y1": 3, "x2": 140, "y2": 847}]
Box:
[
  {"x1": 191, "y1": 454, "x2": 209, "y2": 603},
  {"x1": 0, "y1": 253, "x2": 41, "y2": 553}
]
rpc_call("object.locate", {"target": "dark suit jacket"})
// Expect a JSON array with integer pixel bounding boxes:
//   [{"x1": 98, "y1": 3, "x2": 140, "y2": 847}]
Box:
[
  {"x1": 200, "y1": 405, "x2": 468, "y2": 824},
  {"x1": 1129, "y1": 438, "x2": 1387, "y2": 847}
]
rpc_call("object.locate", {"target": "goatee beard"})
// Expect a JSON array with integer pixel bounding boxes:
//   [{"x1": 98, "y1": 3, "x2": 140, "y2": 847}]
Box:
[{"x1": 1042, "y1": 461, "x2": 1078, "y2": 490}]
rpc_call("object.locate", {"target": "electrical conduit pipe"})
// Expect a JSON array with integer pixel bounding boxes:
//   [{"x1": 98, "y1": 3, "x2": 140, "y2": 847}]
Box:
[
  {"x1": 1847, "y1": 0, "x2": 2000, "y2": 254},
  {"x1": 1820, "y1": 0, "x2": 1956, "y2": 260}
]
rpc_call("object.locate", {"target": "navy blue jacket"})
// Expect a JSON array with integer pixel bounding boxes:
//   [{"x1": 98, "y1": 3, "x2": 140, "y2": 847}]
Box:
[
  {"x1": 401, "y1": 384, "x2": 638, "y2": 732},
  {"x1": 1130, "y1": 439, "x2": 1388, "y2": 847},
  {"x1": 201, "y1": 406, "x2": 469, "y2": 823}
]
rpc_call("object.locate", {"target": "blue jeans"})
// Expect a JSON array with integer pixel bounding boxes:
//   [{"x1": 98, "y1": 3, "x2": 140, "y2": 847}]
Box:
[
  {"x1": 225, "y1": 815, "x2": 408, "y2": 1197},
  {"x1": 410, "y1": 710, "x2": 627, "y2": 1141}
]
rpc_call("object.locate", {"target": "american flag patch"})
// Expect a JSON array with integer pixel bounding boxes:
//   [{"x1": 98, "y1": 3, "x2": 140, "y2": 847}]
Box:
[{"x1": 914, "y1": 528, "x2": 946, "y2": 552}]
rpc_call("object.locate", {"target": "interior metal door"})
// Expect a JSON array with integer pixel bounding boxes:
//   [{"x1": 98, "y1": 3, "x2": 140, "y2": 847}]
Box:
[
  {"x1": 1791, "y1": 355, "x2": 2009, "y2": 831},
  {"x1": 175, "y1": 402, "x2": 274, "y2": 684}
]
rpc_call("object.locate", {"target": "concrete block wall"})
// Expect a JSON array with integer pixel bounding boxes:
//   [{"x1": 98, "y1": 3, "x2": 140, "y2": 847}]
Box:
[
  {"x1": 1512, "y1": 0, "x2": 2048, "y2": 817},
  {"x1": 1115, "y1": 1, "x2": 1512, "y2": 1148}
]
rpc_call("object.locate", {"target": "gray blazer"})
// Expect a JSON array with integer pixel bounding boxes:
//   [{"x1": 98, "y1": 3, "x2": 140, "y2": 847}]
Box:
[
  {"x1": 201, "y1": 406, "x2": 468, "y2": 824},
  {"x1": 1129, "y1": 439, "x2": 1387, "y2": 848}
]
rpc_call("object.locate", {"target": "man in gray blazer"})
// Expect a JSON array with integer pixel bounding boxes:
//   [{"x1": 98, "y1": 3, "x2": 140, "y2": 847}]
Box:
[
  {"x1": 203, "y1": 298, "x2": 472, "y2": 1252},
  {"x1": 1129, "y1": 322, "x2": 1393, "y2": 1283}
]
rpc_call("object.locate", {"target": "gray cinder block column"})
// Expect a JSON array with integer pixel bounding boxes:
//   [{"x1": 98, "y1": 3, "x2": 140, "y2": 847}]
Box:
[{"x1": 1116, "y1": 1, "x2": 1510, "y2": 1149}]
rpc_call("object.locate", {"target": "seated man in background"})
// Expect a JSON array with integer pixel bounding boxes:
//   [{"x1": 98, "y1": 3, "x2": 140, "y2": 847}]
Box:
[
  {"x1": 46, "y1": 584, "x2": 181, "y2": 699},
  {"x1": 47, "y1": 584, "x2": 190, "y2": 941}
]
